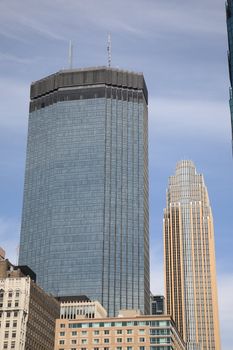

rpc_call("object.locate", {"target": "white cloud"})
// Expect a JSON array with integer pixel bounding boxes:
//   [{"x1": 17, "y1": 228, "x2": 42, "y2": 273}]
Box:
[
  {"x1": 150, "y1": 244, "x2": 164, "y2": 295},
  {"x1": 218, "y1": 273, "x2": 233, "y2": 349},
  {"x1": 0, "y1": 217, "x2": 20, "y2": 265},
  {"x1": 0, "y1": 79, "x2": 29, "y2": 129},
  {"x1": 149, "y1": 97, "x2": 231, "y2": 140}
]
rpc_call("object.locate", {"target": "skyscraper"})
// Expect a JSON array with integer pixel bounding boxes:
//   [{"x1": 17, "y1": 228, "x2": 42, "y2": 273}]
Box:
[
  {"x1": 19, "y1": 67, "x2": 150, "y2": 316},
  {"x1": 163, "y1": 160, "x2": 221, "y2": 350},
  {"x1": 226, "y1": 0, "x2": 233, "y2": 150}
]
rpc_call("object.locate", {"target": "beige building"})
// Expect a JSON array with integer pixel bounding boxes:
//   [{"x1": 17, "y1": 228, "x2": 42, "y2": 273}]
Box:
[
  {"x1": 0, "y1": 250, "x2": 60, "y2": 350},
  {"x1": 54, "y1": 310, "x2": 186, "y2": 350},
  {"x1": 59, "y1": 299, "x2": 107, "y2": 320},
  {"x1": 163, "y1": 161, "x2": 221, "y2": 350}
]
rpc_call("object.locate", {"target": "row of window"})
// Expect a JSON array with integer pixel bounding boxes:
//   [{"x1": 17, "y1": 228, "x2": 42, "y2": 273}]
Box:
[
  {"x1": 65, "y1": 321, "x2": 170, "y2": 328},
  {"x1": 0, "y1": 301, "x2": 19, "y2": 308},
  {"x1": 0, "y1": 311, "x2": 18, "y2": 318},
  {"x1": 0, "y1": 290, "x2": 20, "y2": 299},
  {"x1": 59, "y1": 338, "x2": 147, "y2": 345},
  {"x1": 59, "y1": 347, "x2": 145, "y2": 350},
  {"x1": 0, "y1": 320, "x2": 18, "y2": 328},
  {"x1": 60, "y1": 329, "x2": 146, "y2": 336}
]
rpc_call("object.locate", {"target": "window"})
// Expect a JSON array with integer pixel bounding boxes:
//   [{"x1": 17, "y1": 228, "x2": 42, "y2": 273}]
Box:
[
  {"x1": 127, "y1": 338, "x2": 132, "y2": 342},
  {"x1": 81, "y1": 339, "x2": 87, "y2": 344},
  {"x1": 7, "y1": 302, "x2": 11, "y2": 307},
  {"x1": 139, "y1": 347, "x2": 145, "y2": 350},
  {"x1": 13, "y1": 312, "x2": 18, "y2": 317},
  {"x1": 12, "y1": 332, "x2": 16, "y2": 339},
  {"x1": 11, "y1": 342, "x2": 15, "y2": 349},
  {"x1": 5, "y1": 332, "x2": 9, "y2": 338},
  {"x1": 94, "y1": 330, "x2": 99, "y2": 335},
  {"x1": 3, "y1": 343, "x2": 8, "y2": 349},
  {"x1": 127, "y1": 329, "x2": 132, "y2": 334},
  {"x1": 139, "y1": 329, "x2": 145, "y2": 334},
  {"x1": 117, "y1": 338, "x2": 122, "y2": 343},
  {"x1": 13, "y1": 321, "x2": 17, "y2": 328},
  {"x1": 60, "y1": 332, "x2": 65, "y2": 336},
  {"x1": 81, "y1": 331, "x2": 87, "y2": 335},
  {"x1": 71, "y1": 339, "x2": 76, "y2": 344},
  {"x1": 6, "y1": 312, "x2": 11, "y2": 318},
  {"x1": 116, "y1": 329, "x2": 122, "y2": 334},
  {"x1": 60, "y1": 324, "x2": 65, "y2": 328},
  {"x1": 127, "y1": 347, "x2": 132, "y2": 350},
  {"x1": 6, "y1": 322, "x2": 10, "y2": 328},
  {"x1": 104, "y1": 330, "x2": 109, "y2": 335},
  {"x1": 94, "y1": 348, "x2": 99, "y2": 350},
  {"x1": 8, "y1": 292, "x2": 13, "y2": 298},
  {"x1": 104, "y1": 339, "x2": 109, "y2": 343},
  {"x1": 72, "y1": 331, "x2": 77, "y2": 336},
  {"x1": 14, "y1": 301, "x2": 19, "y2": 307},
  {"x1": 15, "y1": 291, "x2": 20, "y2": 298},
  {"x1": 59, "y1": 340, "x2": 65, "y2": 345},
  {"x1": 93, "y1": 339, "x2": 99, "y2": 344},
  {"x1": 139, "y1": 338, "x2": 145, "y2": 342},
  {"x1": 117, "y1": 347, "x2": 122, "y2": 350}
]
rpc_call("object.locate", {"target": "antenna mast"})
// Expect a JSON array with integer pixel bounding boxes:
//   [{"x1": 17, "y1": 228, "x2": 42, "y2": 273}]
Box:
[
  {"x1": 68, "y1": 40, "x2": 73, "y2": 69},
  {"x1": 107, "y1": 33, "x2": 112, "y2": 67}
]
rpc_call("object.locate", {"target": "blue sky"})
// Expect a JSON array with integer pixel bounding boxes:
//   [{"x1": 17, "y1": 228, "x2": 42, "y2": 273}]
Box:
[{"x1": 0, "y1": 0, "x2": 232, "y2": 347}]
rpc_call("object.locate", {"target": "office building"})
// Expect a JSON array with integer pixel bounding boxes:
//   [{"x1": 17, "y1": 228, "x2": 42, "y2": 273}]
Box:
[
  {"x1": 54, "y1": 310, "x2": 186, "y2": 350},
  {"x1": 0, "y1": 252, "x2": 60, "y2": 350},
  {"x1": 226, "y1": 0, "x2": 233, "y2": 151},
  {"x1": 19, "y1": 67, "x2": 150, "y2": 316},
  {"x1": 150, "y1": 295, "x2": 164, "y2": 315},
  {"x1": 163, "y1": 160, "x2": 221, "y2": 350}
]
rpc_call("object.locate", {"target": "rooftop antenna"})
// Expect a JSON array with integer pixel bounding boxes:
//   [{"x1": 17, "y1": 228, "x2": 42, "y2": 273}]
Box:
[
  {"x1": 107, "y1": 33, "x2": 112, "y2": 67},
  {"x1": 68, "y1": 40, "x2": 73, "y2": 69}
]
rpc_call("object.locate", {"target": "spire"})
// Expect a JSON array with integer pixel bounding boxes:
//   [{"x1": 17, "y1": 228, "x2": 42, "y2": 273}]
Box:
[
  {"x1": 68, "y1": 40, "x2": 73, "y2": 69},
  {"x1": 107, "y1": 33, "x2": 112, "y2": 67}
]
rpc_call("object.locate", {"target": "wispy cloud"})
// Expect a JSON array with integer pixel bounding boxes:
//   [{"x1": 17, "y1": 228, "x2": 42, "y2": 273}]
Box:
[{"x1": 0, "y1": 53, "x2": 38, "y2": 64}]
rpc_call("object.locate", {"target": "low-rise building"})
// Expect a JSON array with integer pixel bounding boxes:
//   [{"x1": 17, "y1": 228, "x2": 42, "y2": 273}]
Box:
[
  {"x1": 58, "y1": 298, "x2": 107, "y2": 320},
  {"x1": 54, "y1": 310, "x2": 186, "y2": 350},
  {"x1": 150, "y1": 295, "x2": 165, "y2": 315},
  {"x1": 0, "y1": 249, "x2": 60, "y2": 350}
]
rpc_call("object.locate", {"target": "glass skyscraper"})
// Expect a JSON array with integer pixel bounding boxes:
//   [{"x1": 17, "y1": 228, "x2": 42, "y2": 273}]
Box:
[
  {"x1": 164, "y1": 161, "x2": 221, "y2": 350},
  {"x1": 226, "y1": 0, "x2": 233, "y2": 150},
  {"x1": 19, "y1": 67, "x2": 150, "y2": 316}
]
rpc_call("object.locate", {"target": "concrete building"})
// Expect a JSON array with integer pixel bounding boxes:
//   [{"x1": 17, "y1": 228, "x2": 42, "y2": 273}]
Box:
[
  {"x1": 19, "y1": 67, "x2": 150, "y2": 316},
  {"x1": 163, "y1": 161, "x2": 221, "y2": 350},
  {"x1": 0, "y1": 252, "x2": 60, "y2": 350},
  {"x1": 150, "y1": 295, "x2": 164, "y2": 315},
  {"x1": 54, "y1": 310, "x2": 186, "y2": 350},
  {"x1": 59, "y1": 299, "x2": 107, "y2": 320}
]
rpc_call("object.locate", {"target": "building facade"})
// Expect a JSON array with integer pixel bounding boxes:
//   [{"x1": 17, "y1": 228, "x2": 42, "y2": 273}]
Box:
[
  {"x1": 163, "y1": 160, "x2": 221, "y2": 350},
  {"x1": 19, "y1": 67, "x2": 150, "y2": 316},
  {"x1": 150, "y1": 295, "x2": 164, "y2": 315},
  {"x1": 0, "y1": 255, "x2": 60, "y2": 350},
  {"x1": 60, "y1": 299, "x2": 107, "y2": 320},
  {"x1": 226, "y1": 0, "x2": 233, "y2": 151},
  {"x1": 54, "y1": 312, "x2": 186, "y2": 350}
]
